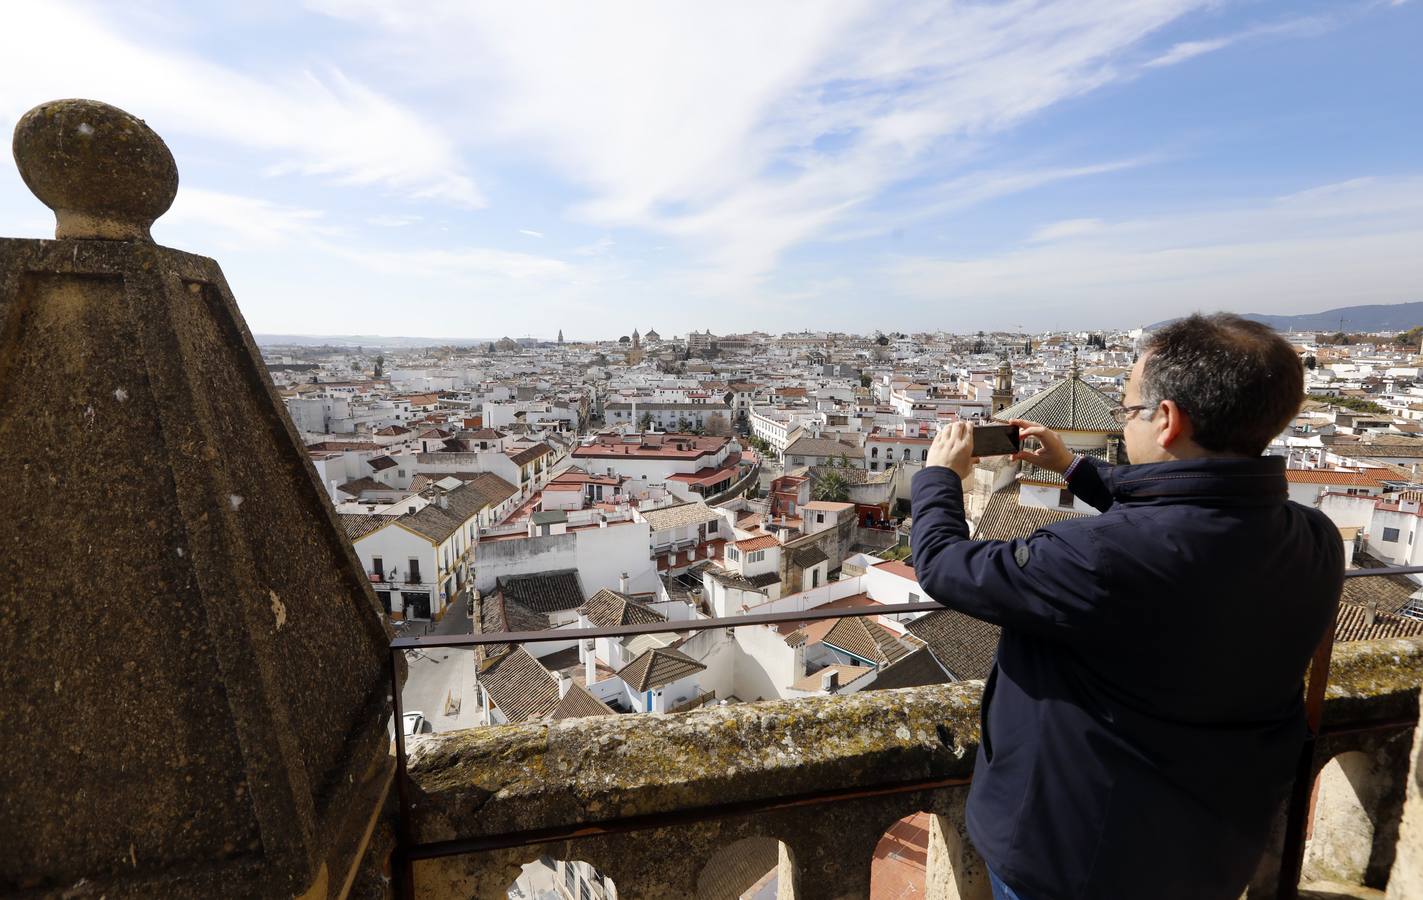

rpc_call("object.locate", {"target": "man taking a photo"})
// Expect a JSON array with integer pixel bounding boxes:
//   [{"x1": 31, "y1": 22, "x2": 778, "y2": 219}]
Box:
[{"x1": 911, "y1": 313, "x2": 1341, "y2": 900}]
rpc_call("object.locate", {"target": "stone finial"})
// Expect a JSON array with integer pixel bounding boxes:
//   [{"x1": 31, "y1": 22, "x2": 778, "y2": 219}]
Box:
[{"x1": 12, "y1": 98, "x2": 178, "y2": 241}]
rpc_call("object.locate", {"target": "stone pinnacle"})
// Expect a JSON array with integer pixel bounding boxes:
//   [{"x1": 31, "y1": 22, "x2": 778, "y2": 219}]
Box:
[{"x1": 12, "y1": 98, "x2": 178, "y2": 242}]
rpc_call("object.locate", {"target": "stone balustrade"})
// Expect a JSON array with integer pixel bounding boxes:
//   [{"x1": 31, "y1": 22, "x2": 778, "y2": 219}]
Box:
[{"x1": 392, "y1": 636, "x2": 1423, "y2": 900}]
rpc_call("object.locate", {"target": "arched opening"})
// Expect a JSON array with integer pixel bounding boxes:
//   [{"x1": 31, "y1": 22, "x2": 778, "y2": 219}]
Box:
[
  {"x1": 1303, "y1": 750, "x2": 1388, "y2": 887},
  {"x1": 509, "y1": 856, "x2": 617, "y2": 899},
  {"x1": 696, "y1": 836, "x2": 784, "y2": 899},
  {"x1": 872, "y1": 812, "x2": 931, "y2": 897}
]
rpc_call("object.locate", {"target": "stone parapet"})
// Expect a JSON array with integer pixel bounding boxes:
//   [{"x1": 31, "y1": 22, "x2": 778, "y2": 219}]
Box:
[{"x1": 400, "y1": 637, "x2": 1423, "y2": 899}]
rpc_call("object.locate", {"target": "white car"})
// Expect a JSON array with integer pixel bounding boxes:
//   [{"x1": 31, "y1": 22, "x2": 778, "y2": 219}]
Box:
[{"x1": 402, "y1": 711, "x2": 426, "y2": 737}]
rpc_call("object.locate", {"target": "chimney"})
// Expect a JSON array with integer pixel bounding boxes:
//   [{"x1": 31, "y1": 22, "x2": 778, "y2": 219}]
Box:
[
  {"x1": 619, "y1": 572, "x2": 630, "y2": 593},
  {"x1": 555, "y1": 670, "x2": 570, "y2": 698},
  {"x1": 585, "y1": 640, "x2": 597, "y2": 685},
  {"x1": 821, "y1": 669, "x2": 838, "y2": 691},
  {"x1": 1366, "y1": 600, "x2": 1378, "y2": 627},
  {"x1": 438, "y1": 491, "x2": 448, "y2": 509}
]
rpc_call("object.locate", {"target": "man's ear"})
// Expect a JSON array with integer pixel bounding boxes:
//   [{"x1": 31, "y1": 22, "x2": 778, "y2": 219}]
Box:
[{"x1": 1156, "y1": 399, "x2": 1191, "y2": 449}]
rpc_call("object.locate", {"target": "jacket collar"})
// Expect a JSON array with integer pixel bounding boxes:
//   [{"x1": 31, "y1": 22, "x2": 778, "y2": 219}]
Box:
[{"x1": 1110, "y1": 455, "x2": 1287, "y2": 505}]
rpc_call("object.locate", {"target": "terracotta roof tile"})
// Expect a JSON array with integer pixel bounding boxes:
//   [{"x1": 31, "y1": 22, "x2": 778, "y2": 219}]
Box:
[
  {"x1": 582, "y1": 589, "x2": 668, "y2": 628},
  {"x1": 478, "y1": 647, "x2": 560, "y2": 722},
  {"x1": 550, "y1": 680, "x2": 616, "y2": 720},
  {"x1": 617, "y1": 647, "x2": 707, "y2": 691},
  {"x1": 496, "y1": 570, "x2": 584, "y2": 614}
]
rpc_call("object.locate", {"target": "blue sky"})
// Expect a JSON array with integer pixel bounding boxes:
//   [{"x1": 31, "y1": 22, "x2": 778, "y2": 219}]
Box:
[{"x1": 2, "y1": 0, "x2": 1420, "y2": 340}]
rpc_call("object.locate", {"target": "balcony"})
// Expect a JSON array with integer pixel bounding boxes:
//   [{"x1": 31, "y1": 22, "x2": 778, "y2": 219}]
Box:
[
  {"x1": 5, "y1": 98, "x2": 1423, "y2": 900},
  {"x1": 389, "y1": 635, "x2": 1423, "y2": 899}
]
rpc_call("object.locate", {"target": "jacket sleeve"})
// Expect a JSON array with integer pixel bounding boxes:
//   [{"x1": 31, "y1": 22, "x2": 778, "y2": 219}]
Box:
[
  {"x1": 910, "y1": 466, "x2": 1112, "y2": 640},
  {"x1": 1065, "y1": 455, "x2": 1116, "y2": 513}
]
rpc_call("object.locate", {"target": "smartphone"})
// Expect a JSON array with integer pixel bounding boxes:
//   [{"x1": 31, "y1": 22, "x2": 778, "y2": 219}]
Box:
[{"x1": 971, "y1": 423, "x2": 1020, "y2": 457}]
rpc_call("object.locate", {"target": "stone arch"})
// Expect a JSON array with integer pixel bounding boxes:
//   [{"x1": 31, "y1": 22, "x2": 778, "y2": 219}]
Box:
[
  {"x1": 1304, "y1": 749, "x2": 1392, "y2": 887},
  {"x1": 695, "y1": 835, "x2": 783, "y2": 898},
  {"x1": 872, "y1": 811, "x2": 932, "y2": 896},
  {"x1": 510, "y1": 855, "x2": 618, "y2": 899}
]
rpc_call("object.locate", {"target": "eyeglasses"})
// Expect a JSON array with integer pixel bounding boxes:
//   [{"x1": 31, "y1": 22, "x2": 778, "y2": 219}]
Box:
[{"x1": 1109, "y1": 404, "x2": 1153, "y2": 424}]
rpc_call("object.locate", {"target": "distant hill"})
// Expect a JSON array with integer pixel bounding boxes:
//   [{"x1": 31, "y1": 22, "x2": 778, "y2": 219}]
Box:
[
  {"x1": 253, "y1": 333, "x2": 495, "y2": 349},
  {"x1": 1149, "y1": 301, "x2": 1423, "y2": 333}
]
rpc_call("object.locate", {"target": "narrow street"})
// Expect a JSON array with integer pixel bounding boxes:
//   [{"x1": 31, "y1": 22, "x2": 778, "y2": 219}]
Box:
[{"x1": 400, "y1": 590, "x2": 481, "y2": 735}]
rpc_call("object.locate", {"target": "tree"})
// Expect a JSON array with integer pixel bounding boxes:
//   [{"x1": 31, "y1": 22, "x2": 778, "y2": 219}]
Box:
[
  {"x1": 373, "y1": 354, "x2": 384, "y2": 379},
  {"x1": 1024, "y1": 338, "x2": 1032, "y2": 355},
  {"x1": 1395, "y1": 326, "x2": 1423, "y2": 346},
  {"x1": 813, "y1": 470, "x2": 851, "y2": 503},
  {"x1": 1309, "y1": 394, "x2": 1386, "y2": 414},
  {"x1": 619, "y1": 335, "x2": 631, "y2": 344},
  {"x1": 638, "y1": 412, "x2": 654, "y2": 431},
  {"x1": 676, "y1": 417, "x2": 692, "y2": 432},
  {"x1": 833, "y1": 454, "x2": 850, "y2": 468},
  {"x1": 1304, "y1": 355, "x2": 1317, "y2": 371},
  {"x1": 875, "y1": 334, "x2": 890, "y2": 346},
  {"x1": 705, "y1": 411, "x2": 731, "y2": 436},
  {"x1": 859, "y1": 372, "x2": 872, "y2": 388},
  {"x1": 592, "y1": 352, "x2": 609, "y2": 368}
]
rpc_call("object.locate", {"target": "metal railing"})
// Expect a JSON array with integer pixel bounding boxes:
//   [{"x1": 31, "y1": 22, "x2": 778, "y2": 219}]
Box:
[{"x1": 385, "y1": 566, "x2": 1423, "y2": 900}]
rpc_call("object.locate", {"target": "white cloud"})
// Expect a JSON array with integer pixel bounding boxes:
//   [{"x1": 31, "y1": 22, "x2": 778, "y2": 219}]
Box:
[
  {"x1": 1142, "y1": 15, "x2": 1338, "y2": 70},
  {"x1": 0, "y1": 1, "x2": 481, "y2": 207},
  {"x1": 518, "y1": 229, "x2": 545, "y2": 238},
  {"x1": 1144, "y1": 37, "x2": 1234, "y2": 68},
  {"x1": 888, "y1": 176, "x2": 1423, "y2": 327},
  {"x1": 158, "y1": 187, "x2": 339, "y2": 247},
  {"x1": 306, "y1": 0, "x2": 1213, "y2": 283},
  {"x1": 1031, "y1": 218, "x2": 1107, "y2": 242},
  {"x1": 366, "y1": 214, "x2": 422, "y2": 227},
  {"x1": 574, "y1": 235, "x2": 615, "y2": 257},
  {"x1": 336, "y1": 246, "x2": 571, "y2": 282}
]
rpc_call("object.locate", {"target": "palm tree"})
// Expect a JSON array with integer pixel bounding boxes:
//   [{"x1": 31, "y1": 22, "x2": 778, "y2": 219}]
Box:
[{"x1": 813, "y1": 471, "x2": 851, "y2": 503}]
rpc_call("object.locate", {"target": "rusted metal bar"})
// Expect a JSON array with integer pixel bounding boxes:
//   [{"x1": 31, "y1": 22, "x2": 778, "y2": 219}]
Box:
[
  {"x1": 1277, "y1": 630, "x2": 1338, "y2": 900},
  {"x1": 389, "y1": 647, "x2": 415, "y2": 900},
  {"x1": 392, "y1": 599, "x2": 944, "y2": 651}
]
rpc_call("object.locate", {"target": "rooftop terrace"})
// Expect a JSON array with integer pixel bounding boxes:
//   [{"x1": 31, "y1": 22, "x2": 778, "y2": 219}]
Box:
[{"x1": 3, "y1": 98, "x2": 1423, "y2": 900}]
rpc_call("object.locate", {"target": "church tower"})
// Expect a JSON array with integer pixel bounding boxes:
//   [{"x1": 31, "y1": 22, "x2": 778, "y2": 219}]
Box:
[
  {"x1": 632, "y1": 328, "x2": 641, "y2": 348},
  {"x1": 557, "y1": 328, "x2": 564, "y2": 345},
  {"x1": 993, "y1": 353, "x2": 1014, "y2": 413}
]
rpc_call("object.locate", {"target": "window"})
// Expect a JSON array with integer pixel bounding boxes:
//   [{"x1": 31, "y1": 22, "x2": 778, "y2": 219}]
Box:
[
  {"x1": 408, "y1": 558, "x2": 421, "y2": 582},
  {"x1": 870, "y1": 461, "x2": 878, "y2": 471},
  {"x1": 871, "y1": 447, "x2": 879, "y2": 458},
  {"x1": 908, "y1": 592, "x2": 919, "y2": 603},
  {"x1": 903, "y1": 448, "x2": 911, "y2": 459},
  {"x1": 728, "y1": 547, "x2": 740, "y2": 561},
  {"x1": 749, "y1": 550, "x2": 766, "y2": 563},
  {"x1": 566, "y1": 863, "x2": 576, "y2": 891},
  {"x1": 811, "y1": 569, "x2": 820, "y2": 588},
  {"x1": 816, "y1": 512, "x2": 825, "y2": 524},
  {"x1": 397, "y1": 468, "x2": 405, "y2": 478},
  {"x1": 1383, "y1": 527, "x2": 1401, "y2": 542},
  {"x1": 580, "y1": 882, "x2": 591, "y2": 900},
  {"x1": 372, "y1": 557, "x2": 383, "y2": 578},
  {"x1": 1058, "y1": 489, "x2": 1074, "y2": 508}
]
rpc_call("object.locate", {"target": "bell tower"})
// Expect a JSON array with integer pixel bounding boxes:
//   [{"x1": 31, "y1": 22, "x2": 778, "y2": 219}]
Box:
[{"x1": 993, "y1": 353, "x2": 1014, "y2": 414}]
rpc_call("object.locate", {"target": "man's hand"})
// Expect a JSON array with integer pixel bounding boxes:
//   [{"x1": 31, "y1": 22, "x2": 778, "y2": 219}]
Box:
[
  {"x1": 1009, "y1": 418, "x2": 1074, "y2": 474},
  {"x1": 927, "y1": 421, "x2": 977, "y2": 481}
]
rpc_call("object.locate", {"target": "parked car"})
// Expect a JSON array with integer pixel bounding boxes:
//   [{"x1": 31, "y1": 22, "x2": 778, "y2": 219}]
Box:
[{"x1": 402, "y1": 711, "x2": 426, "y2": 737}]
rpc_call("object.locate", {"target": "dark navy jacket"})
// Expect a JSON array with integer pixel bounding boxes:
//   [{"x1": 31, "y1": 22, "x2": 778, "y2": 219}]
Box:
[{"x1": 910, "y1": 455, "x2": 1341, "y2": 900}]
